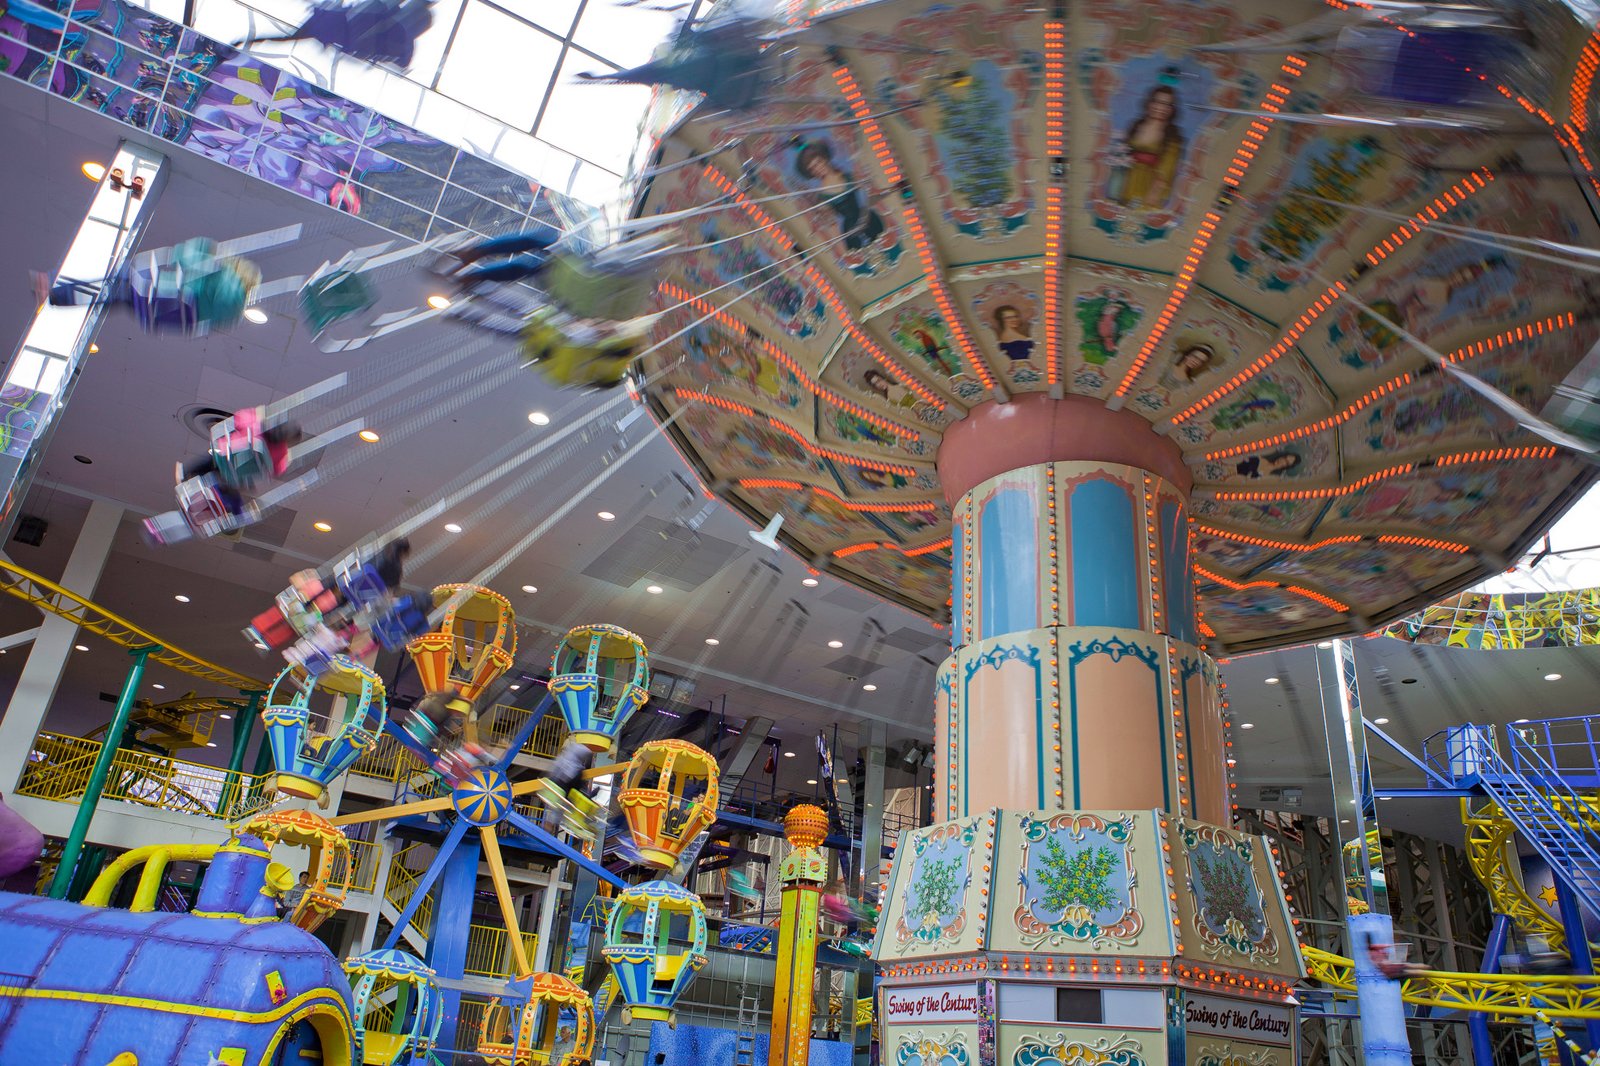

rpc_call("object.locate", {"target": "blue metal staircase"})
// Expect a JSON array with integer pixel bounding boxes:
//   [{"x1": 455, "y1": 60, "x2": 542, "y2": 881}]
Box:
[{"x1": 1423, "y1": 717, "x2": 1600, "y2": 921}]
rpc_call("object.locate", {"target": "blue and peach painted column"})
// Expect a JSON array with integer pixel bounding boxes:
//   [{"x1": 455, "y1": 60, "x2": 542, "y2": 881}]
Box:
[{"x1": 934, "y1": 395, "x2": 1227, "y2": 822}]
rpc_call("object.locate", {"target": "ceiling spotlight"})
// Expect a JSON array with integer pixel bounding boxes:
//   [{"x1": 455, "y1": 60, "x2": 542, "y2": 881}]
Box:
[
  {"x1": 521, "y1": 585, "x2": 537, "y2": 593},
  {"x1": 1515, "y1": 718, "x2": 1530, "y2": 724},
  {"x1": 82, "y1": 161, "x2": 106, "y2": 181},
  {"x1": 206, "y1": 741, "x2": 218, "y2": 748},
  {"x1": 313, "y1": 521, "x2": 332, "y2": 532},
  {"x1": 427, "y1": 294, "x2": 451, "y2": 310},
  {"x1": 802, "y1": 577, "x2": 819, "y2": 587},
  {"x1": 1374, "y1": 717, "x2": 1390, "y2": 725},
  {"x1": 862, "y1": 683, "x2": 877, "y2": 691},
  {"x1": 74, "y1": 644, "x2": 88, "y2": 652},
  {"x1": 598, "y1": 511, "x2": 616, "y2": 522},
  {"x1": 705, "y1": 637, "x2": 720, "y2": 646},
  {"x1": 806, "y1": 779, "x2": 818, "y2": 786},
  {"x1": 152, "y1": 683, "x2": 164, "y2": 690},
  {"x1": 528, "y1": 411, "x2": 551, "y2": 426},
  {"x1": 1264, "y1": 677, "x2": 1279, "y2": 685},
  {"x1": 1240, "y1": 722, "x2": 1255, "y2": 729},
  {"x1": 1545, "y1": 672, "x2": 1563, "y2": 681},
  {"x1": 783, "y1": 751, "x2": 796, "y2": 758},
  {"x1": 827, "y1": 640, "x2": 843, "y2": 649},
  {"x1": 646, "y1": 585, "x2": 664, "y2": 594},
  {"x1": 510, "y1": 684, "x2": 521, "y2": 690},
  {"x1": 242, "y1": 307, "x2": 268, "y2": 324},
  {"x1": 444, "y1": 522, "x2": 463, "y2": 533},
  {"x1": 88, "y1": 344, "x2": 99, "y2": 354},
  {"x1": 174, "y1": 594, "x2": 190, "y2": 603},
  {"x1": 358, "y1": 429, "x2": 380, "y2": 443},
  {"x1": 1317, "y1": 641, "x2": 1333, "y2": 648}
]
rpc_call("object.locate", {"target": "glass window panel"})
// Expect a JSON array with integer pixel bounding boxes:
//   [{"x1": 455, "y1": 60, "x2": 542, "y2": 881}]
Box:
[
  {"x1": 567, "y1": 159, "x2": 624, "y2": 206},
  {"x1": 435, "y1": 1, "x2": 561, "y2": 131},
  {"x1": 35, "y1": 355, "x2": 68, "y2": 397},
  {"x1": 571, "y1": 0, "x2": 681, "y2": 70},
  {"x1": 191, "y1": 0, "x2": 276, "y2": 43},
  {"x1": 6, "y1": 351, "x2": 47, "y2": 392},
  {"x1": 406, "y1": 0, "x2": 466, "y2": 88},
  {"x1": 482, "y1": 0, "x2": 581, "y2": 36},
  {"x1": 536, "y1": 52, "x2": 648, "y2": 176}
]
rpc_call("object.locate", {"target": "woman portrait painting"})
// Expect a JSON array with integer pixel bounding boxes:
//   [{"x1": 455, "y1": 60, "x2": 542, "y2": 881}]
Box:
[
  {"x1": 792, "y1": 138, "x2": 887, "y2": 253},
  {"x1": 990, "y1": 304, "x2": 1035, "y2": 361},
  {"x1": 1107, "y1": 83, "x2": 1185, "y2": 210}
]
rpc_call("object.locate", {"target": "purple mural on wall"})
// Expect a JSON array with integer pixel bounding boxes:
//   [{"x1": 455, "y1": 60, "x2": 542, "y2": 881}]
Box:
[{"x1": 0, "y1": 0, "x2": 579, "y2": 239}]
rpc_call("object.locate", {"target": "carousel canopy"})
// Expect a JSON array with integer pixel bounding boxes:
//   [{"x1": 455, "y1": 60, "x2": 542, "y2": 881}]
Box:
[{"x1": 634, "y1": 0, "x2": 1600, "y2": 653}]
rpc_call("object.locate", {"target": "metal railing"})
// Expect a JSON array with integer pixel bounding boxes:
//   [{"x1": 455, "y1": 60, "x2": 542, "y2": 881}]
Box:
[
  {"x1": 383, "y1": 843, "x2": 434, "y2": 938},
  {"x1": 1507, "y1": 715, "x2": 1600, "y2": 789},
  {"x1": 16, "y1": 731, "x2": 272, "y2": 821},
  {"x1": 463, "y1": 924, "x2": 540, "y2": 979}
]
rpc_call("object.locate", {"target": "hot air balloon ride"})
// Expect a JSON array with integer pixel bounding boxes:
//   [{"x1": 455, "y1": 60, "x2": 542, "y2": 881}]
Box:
[
  {"x1": 344, "y1": 948, "x2": 445, "y2": 1066},
  {"x1": 408, "y1": 583, "x2": 517, "y2": 702},
  {"x1": 477, "y1": 971, "x2": 595, "y2": 1066},
  {"x1": 619, "y1": 739, "x2": 719, "y2": 869},
  {"x1": 602, "y1": 880, "x2": 708, "y2": 1026},
  {"x1": 245, "y1": 808, "x2": 352, "y2": 933},
  {"x1": 260, "y1": 657, "x2": 387, "y2": 807},
  {"x1": 549, "y1": 623, "x2": 650, "y2": 753}
]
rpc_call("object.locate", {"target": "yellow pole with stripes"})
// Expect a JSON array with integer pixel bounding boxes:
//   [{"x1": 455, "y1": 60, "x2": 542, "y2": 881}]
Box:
[{"x1": 770, "y1": 805, "x2": 830, "y2": 1066}]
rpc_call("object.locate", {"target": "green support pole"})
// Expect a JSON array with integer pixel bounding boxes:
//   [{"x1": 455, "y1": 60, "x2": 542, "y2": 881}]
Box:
[
  {"x1": 49, "y1": 644, "x2": 152, "y2": 899},
  {"x1": 222, "y1": 690, "x2": 265, "y2": 815}
]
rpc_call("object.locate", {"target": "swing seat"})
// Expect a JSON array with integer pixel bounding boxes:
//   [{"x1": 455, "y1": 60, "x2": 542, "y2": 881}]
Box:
[
  {"x1": 520, "y1": 307, "x2": 657, "y2": 389},
  {"x1": 370, "y1": 594, "x2": 430, "y2": 651},
  {"x1": 336, "y1": 561, "x2": 388, "y2": 610}
]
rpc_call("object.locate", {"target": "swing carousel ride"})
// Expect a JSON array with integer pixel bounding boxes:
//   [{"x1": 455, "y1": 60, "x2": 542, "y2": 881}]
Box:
[{"x1": 617, "y1": 0, "x2": 1600, "y2": 654}]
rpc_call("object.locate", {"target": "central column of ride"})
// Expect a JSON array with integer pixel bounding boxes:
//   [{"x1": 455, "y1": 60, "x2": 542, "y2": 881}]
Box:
[
  {"x1": 872, "y1": 395, "x2": 1304, "y2": 1066},
  {"x1": 934, "y1": 394, "x2": 1226, "y2": 823}
]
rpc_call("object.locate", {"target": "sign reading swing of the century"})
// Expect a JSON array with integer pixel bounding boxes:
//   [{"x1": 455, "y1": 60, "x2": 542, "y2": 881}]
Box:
[
  {"x1": 1183, "y1": 992, "x2": 1293, "y2": 1046},
  {"x1": 883, "y1": 984, "x2": 980, "y2": 1023}
]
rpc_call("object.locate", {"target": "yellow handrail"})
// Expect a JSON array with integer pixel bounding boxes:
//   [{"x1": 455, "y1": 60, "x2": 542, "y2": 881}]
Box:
[
  {"x1": 332, "y1": 837, "x2": 383, "y2": 894},
  {"x1": 384, "y1": 843, "x2": 434, "y2": 937},
  {"x1": 0, "y1": 559, "x2": 263, "y2": 689},
  {"x1": 16, "y1": 731, "x2": 272, "y2": 821},
  {"x1": 463, "y1": 923, "x2": 540, "y2": 978},
  {"x1": 1302, "y1": 945, "x2": 1600, "y2": 1019},
  {"x1": 83, "y1": 843, "x2": 221, "y2": 910}
]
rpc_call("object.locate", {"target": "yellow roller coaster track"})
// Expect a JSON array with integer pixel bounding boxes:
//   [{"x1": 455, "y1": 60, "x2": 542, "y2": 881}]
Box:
[
  {"x1": 1464, "y1": 799, "x2": 1571, "y2": 953},
  {"x1": 0, "y1": 559, "x2": 263, "y2": 690},
  {"x1": 1301, "y1": 946, "x2": 1600, "y2": 1020}
]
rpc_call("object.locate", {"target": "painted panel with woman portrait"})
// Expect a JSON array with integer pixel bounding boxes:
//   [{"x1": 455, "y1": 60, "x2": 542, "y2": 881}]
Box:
[
  {"x1": 1125, "y1": 295, "x2": 1272, "y2": 415},
  {"x1": 964, "y1": 277, "x2": 1045, "y2": 389},
  {"x1": 1196, "y1": 434, "x2": 1335, "y2": 485}
]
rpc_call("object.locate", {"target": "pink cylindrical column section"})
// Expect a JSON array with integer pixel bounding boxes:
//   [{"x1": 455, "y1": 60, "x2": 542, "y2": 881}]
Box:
[{"x1": 942, "y1": 458, "x2": 1226, "y2": 819}]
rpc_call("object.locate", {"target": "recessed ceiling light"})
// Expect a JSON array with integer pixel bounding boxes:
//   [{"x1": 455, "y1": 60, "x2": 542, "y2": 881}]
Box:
[
  {"x1": 1400, "y1": 678, "x2": 1418, "y2": 685},
  {"x1": 1264, "y1": 677, "x2": 1279, "y2": 685},
  {"x1": 806, "y1": 779, "x2": 818, "y2": 786},
  {"x1": 528, "y1": 411, "x2": 551, "y2": 426},
  {"x1": 802, "y1": 577, "x2": 819, "y2": 587},
  {"x1": 509, "y1": 684, "x2": 521, "y2": 690},
  {"x1": 313, "y1": 521, "x2": 332, "y2": 532},
  {"x1": 827, "y1": 640, "x2": 843, "y2": 649},
  {"x1": 152, "y1": 683, "x2": 164, "y2": 690},
  {"x1": 862, "y1": 683, "x2": 877, "y2": 691},
  {"x1": 1380, "y1": 796, "x2": 1392, "y2": 801},
  {"x1": 73, "y1": 454, "x2": 92, "y2": 464},
  {"x1": 646, "y1": 585, "x2": 664, "y2": 594},
  {"x1": 783, "y1": 751, "x2": 796, "y2": 758},
  {"x1": 74, "y1": 644, "x2": 88, "y2": 651},
  {"x1": 242, "y1": 307, "x2": 268, "y2": 324},
  {"x1": 206, "y1": 741, "x2": 218, "y2": 748},
  {"x1": 1514, "y1": 718, "x2": 1530, "y2": 724},
  {"x1": 598, "y1": 511, "x2": 616, "y2": 522},
  {"x1": 1545, "y1": 672, "x2": 1563, "y2": 681},
  {"x1": 1340, "y1": 818, "x2": 1351, "y2": 824},
  {"x1": 1374, "y1": 717, "x2": 1390, "y2": 725},
  {"x1": 174, "y1": 594, "x2": 190, "y2": 603},
  {"x1": 1240, "y1": 722, "x2": 1255, "y2": 729},
  {"x1": 358, "y1": 429, "x2": 380, "y2": 443},
  {"x1": 427, "y1": 294, "x2": 451, "y2": 310},
  {"x1": 1317, "y1": 641, "x2": 1333, "y2": 648},
  {"x1": 81, "y1": 161, "x2": 106, "y2": 181},
  {"x1": 444, "y1": 522, "x2": 462, "y2": 533},
  {"x1": 705, "y1": 637, "x2": 720, "y2": 646},
  {"x1": 521, "y1": 584, "x2": 537, "y2": 593}
]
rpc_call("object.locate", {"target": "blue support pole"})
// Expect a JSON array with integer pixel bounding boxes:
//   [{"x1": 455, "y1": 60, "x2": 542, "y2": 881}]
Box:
[
  {"x1": 1350, "y1": 912, "x2": 1411, "y2": 1066},
  {"x1": 1469, "y1": 914, "x2": 1511, "y2": 1066},
  {"x1": 428, "y1": 827, "x2": 482, "y2": 1048},
  {"x1": 1555, "y1": 878, "x2": 1600, "y2": 1052}
]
